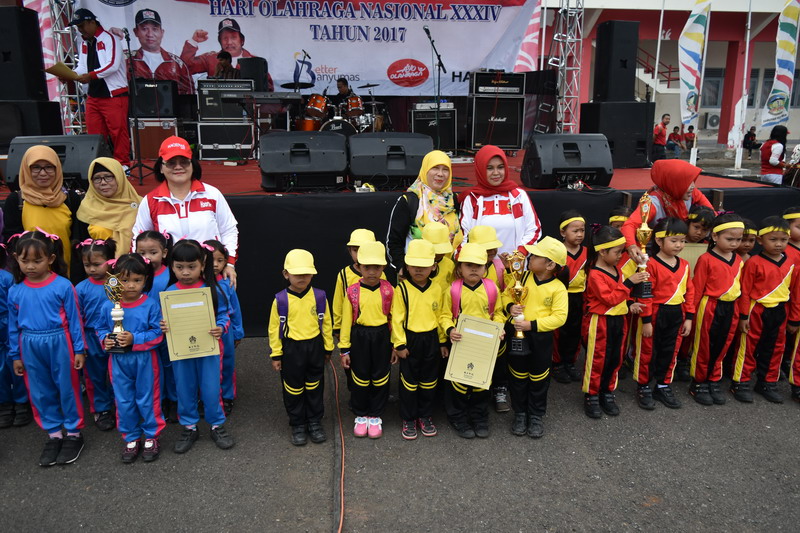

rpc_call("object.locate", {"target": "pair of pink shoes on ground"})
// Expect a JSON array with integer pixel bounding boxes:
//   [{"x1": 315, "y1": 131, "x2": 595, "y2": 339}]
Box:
[{"x1": 353, "y1": 416, "x2": 382, "y2": 438}]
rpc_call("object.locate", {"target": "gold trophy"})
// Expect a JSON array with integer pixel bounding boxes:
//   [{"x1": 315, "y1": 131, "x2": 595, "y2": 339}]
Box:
[
  {"x1": 104, "y1": 273, "x2": 131, "y2": 353},
  {"x1": 632, "y1": 193, "x2": 654, "y2": 299},
  {"x1": 506, "y1": 251, "x2": 530, "y2": 355}
]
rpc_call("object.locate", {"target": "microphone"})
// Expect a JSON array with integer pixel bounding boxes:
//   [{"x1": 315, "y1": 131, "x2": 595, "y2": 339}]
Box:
[
  {"x1": 302, "y1": 49, "x2": 311, "y2": 59},
  {"x1": 323, "y1": 86, "x2": 328, "y2": 96},
  {"x1": 423, "y1": 25, "x2": 431, "y2": 38},
  {"x1": 122, "y1": 28, "x2": 130, "y2": 39}
]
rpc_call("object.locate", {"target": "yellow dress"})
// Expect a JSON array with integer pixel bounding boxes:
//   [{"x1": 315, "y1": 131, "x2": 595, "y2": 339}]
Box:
[{"x1": 21, "y1": 203, "x2": 73, "y2": 270}]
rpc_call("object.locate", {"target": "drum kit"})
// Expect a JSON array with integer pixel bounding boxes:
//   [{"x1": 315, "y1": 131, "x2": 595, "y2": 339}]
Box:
[{"x1": 281, "y1": 82, "x2": 390, "y2": 136}]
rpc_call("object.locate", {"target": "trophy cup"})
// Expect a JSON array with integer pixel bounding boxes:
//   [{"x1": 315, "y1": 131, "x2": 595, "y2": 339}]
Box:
[
  {"x1": 632, "y1": 193, "x2": 654, "y2": 299},
  {"x1": 104, "y1": 273, "x2": 131, "y2": 353},
  {"x1": 506, "y1": 251, "x2": 530, "y2": 355}
]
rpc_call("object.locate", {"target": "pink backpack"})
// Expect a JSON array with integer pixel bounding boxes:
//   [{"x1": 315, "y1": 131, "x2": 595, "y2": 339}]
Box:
[
  {"x1": 346, "y1": 280, "x2": 393, "y2": 320},
  {"x1": 450, "y1": 278, "x2": 498, "y2": 319}
]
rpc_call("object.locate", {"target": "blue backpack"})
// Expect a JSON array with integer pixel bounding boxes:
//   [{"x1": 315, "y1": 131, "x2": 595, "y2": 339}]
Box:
[{"x1": 275, "y1": 288, "x2": 327, "y2": 339}]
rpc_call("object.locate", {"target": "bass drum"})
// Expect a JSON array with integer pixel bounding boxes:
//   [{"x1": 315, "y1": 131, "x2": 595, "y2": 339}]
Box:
[{"x1": 320, "y1": 118, "x2": 357, "y2": 136}]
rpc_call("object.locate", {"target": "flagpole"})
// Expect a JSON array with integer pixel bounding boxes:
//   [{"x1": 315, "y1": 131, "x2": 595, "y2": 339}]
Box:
[
  {"x1": 654, "y1": 0, "x2": 666, "y2": 82},
  {"x1": 735, "y1": 0, "x2": 753, "y2": 170},
  {"x1": 540, "y1": 0, "x2": 547, "y2": 70},
  {"x1": 691, "y1": 6, "x2": 711, "y2": 166}
]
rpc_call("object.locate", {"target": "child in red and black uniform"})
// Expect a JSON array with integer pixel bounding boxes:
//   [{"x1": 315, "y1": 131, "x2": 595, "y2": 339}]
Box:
[
  {"x1": 608, "y1": 206, "x2": 632, "y2": 230},
  {"x1": 582, "y1": 226, "x2": 649, "y2": 418},
  {"x1": 781, "y1": 208, "x2": 800, "y2": 381},
  {"x1": 731, "y1": 217, "x2": 800, "y2": 404},
  {"x1": 632, "y1": 218, "x2": 694, "y2": 410},
  {"x1": 553, "y1": 210, "x2": 586, "y2": 384},
  {"x1": 736, "y1": 219, "x2": 758, "y2": 262}
]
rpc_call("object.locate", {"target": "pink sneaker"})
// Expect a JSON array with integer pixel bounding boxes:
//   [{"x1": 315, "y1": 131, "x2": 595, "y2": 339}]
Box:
[
  {"x1": 353, "y1": 416, "x2": 368, "y2": 437},
  {"x1": 367, "y1": 417, "x2": 383, "y2": 439}
]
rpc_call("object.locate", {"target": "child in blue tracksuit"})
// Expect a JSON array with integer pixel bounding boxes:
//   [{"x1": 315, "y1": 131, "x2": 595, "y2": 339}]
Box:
[
  {"x1": 98, "y1": 253, "x2": 166, "y2": 463},
  {"x1": 205, "y1": 239, "x2": 244, "y2": 415},
  {"x1": 162, "y1": 239, "x2": 234, "y2": 454},
  {"x1": 0, "y1": 244, "x2": 32, "y2": 429},
  {"x1": 7, "y1": 230, "x2": 87, "y2": 467},
  {"x1": 135, "y1": 230, "x2": 176, "y2": 422},
  {"x1": 75, "y1": 238, "x2": 117, "y2": 431}
]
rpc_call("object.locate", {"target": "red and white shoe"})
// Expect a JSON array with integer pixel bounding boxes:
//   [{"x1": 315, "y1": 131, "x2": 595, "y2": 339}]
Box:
[
  {"x1": 367, "y1": 417, "x2": 383, "y2": 439},
  {"x1": 353, "y1": 416, "x2": 368, "y2": 437}
]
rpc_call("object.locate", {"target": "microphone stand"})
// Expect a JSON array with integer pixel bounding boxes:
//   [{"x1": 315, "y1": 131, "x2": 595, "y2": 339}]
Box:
[
  {"x1": 424, "y1": 28, "x2": 447, "y2": 151},
  {"x1": 124, "y1": 29, "x2": 154, "y2": 185}
]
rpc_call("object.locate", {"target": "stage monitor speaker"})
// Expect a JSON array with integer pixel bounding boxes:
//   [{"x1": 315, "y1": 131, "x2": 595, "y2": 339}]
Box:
[
  {"x1": 238, "y1": 57, "x2": 269, "y2": 92},
  {"x1": 520, "y1": 134, "x2": 613, "y2": 189},
  {"x1": 260, "y1": 131, "x2": 348, "y2": 191},
  {"x1": 131, "y1": 79, "x2": 178, "y2": 118},
  {"x1": 470, "y1": 97, "x2": 524, "y2": 150},
  {"x1": 5, "y1": 135, "x2": 111, "y2": 188},
  {"x1": 410, "y1": 110, "x2": 457, "y2": 152},
  {"x1": 593, "y1": 20, "x2": 639, "y2": 102},
  {"x1": 0, "y1": 7, "x2": 48, "y2": 101},
  {"x1": 348, "y1": 133, "x2": 434, "y2": 188},
  {"x1": 580, "y1": 101, "x2": 654, "y2": 168},
  {"x1": 0, "y1": 101, "x2": 62, "y2": 151}
]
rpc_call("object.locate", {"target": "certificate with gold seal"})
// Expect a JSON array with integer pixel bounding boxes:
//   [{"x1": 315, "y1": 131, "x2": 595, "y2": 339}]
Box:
[
  {"x1": 160, "y1": 288, "x2": 219, "y2": 361},
  {"x1": 444, "y1": 315, "x2": 502, "y2": 389}
]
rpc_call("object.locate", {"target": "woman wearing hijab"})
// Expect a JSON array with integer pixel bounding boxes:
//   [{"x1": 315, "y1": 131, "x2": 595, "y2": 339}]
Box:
[
  {"x1": 386, "y1": 150, "x2": 462, "y2": 276},
  {"x1": 2, "y1": 145, "x2": 88, "y2": 274},
  {"x1": 77, "y1": 157, "x2": 142, "y2": 257},
  {"x1": 622, "y1": 159, "x2": 713, "y2": 265},
  {"x1": 459, "y1": 145, "x2": 541, "y2": 256},
  {"x1": 760, "y1": 125, "x2": 788, "y2": 185}
]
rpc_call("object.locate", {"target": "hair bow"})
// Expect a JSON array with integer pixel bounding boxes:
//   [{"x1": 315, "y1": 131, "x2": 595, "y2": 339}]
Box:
[
  {"x1": 161, "y1": 230, "x2": 171, "y2": 241},
  {"x1": 141, "y1": 256, "x2": 151, "y2": 264},
  {"x1": 716, "y1": 210, "x2": 735, "y2": 216},
  {"x1": 588, "y1": 223, "x2": 604, "y2": 235},
  {"x1": 201, "y1": 243, "x2": 215, "y2": 252},
  {"x1": 105, "y1": 258, "x2": 118, "y2": 268},
  {"x1": 35, "y1": 227, "x2": 60, "y2": 241},
  {"x1": 8, "y1": 232, "x2": 26, "y2": 240}
]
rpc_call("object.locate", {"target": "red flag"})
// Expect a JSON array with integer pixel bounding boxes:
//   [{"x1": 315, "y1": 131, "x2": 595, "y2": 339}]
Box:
[{"x1": 513, "y1": 0, "x2": 542, "y2": 72}]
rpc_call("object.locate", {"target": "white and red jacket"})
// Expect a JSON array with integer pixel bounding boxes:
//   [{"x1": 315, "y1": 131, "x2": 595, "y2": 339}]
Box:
[
  {"x1": 133, "y1": 180, "x2": 239, "y2": 264},
  {"x1": 75, "y1": 26, "x2": 128, "y2": 96},
  {"x1": 459, "y1": 189, "x2": 541, "y2": 255}
]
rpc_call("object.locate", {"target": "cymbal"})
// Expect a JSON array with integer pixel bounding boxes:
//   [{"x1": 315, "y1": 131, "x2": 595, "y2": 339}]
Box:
[
  {"x1": 365, "y1": 101, "x2": 385, "y2": 106},
  {"x1": 280, "y1": 82, "x2": 314, "y2": 90},
  {"x1": 358, "y1": 83, "x2": 380, "y2": 89}
]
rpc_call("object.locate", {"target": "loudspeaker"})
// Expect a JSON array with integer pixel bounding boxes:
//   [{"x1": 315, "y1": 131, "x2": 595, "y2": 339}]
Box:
[
  {"x1": 593, "y1": 21, "x2": 639, "y2": 102},
  {"x1": 260, "y1": 131, "x2": 348, "y2": 191},
  {"x1": 0, "y1": 101, "x2": 62, "y2": 151},
  {"x1": 0, "y1": 7, "x2": 48, "y2": 101},
  {"x1": 5, "y1": 135, "x2": 112, "y2": 187},
  {"x1": 131, "y1": 79, "x2": 178, "y2": 118},
  {"x1": 470, "y1": 97, "x2": 524, "y2": 150},
  {"x1": 197, "y1": 79, "x2": 253, "y2": 121},
  {"x1": 410, "y1": 110, "x2": 457, "y2": 152},
  {"x1": 238, "y1": 57, "x2": 269, "y2": 92},
  {"x1": 580, "y1": 101, "x2": 654, "y2": 168},
  {"x1": 348, "y1": 133, "x2": 434, "y2": 188},
  {"x1": 520, "y1": 134, "x2": 613, "y2": 189}
]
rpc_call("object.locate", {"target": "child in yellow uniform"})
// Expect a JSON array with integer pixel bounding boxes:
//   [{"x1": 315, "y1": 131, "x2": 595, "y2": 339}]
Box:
[
  {"x1": 440, "y1": 243, "x2": 506, "y2": 438},
  {"x1": 392, "y1": 240, "x2": 447, "y2": 440},
  {"x1": 332, "y1": 229, "x2": 379, "y2": 338},
  {"x1": 506, "y1": 237, "x2": 569, "y2": 438},
  {"x1": 422, "y1": 222, "x2": 455, "y2": 291},
  {"x1": 269, "y1": 250, "x2": 334, "y2": 446},
  {"x1": 339, "y1": 242, "x2": 394, "y2": 439}
]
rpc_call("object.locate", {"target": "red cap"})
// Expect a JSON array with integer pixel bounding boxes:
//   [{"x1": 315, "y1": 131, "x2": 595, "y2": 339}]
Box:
[{"x1": 158, "y1": 136, "x2": 192, "y2": 161}]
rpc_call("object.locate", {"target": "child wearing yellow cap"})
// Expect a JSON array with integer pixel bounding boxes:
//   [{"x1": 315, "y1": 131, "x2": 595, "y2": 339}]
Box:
[
  {"x1": 332, "y1": 229, "x2": 381, "y2": 338},
  {"x1": 391, "y1": 239, "x2": 448, "y2": 440},
  {"x1": 268, "y1": 249, "x2": 334, "y2": 446},
  {"x1": 422, "y1": 222, "x2": 455, "y2": 292},
  {"x1": 338, "y1": 242, "x2": 394, "y2": 439},
  {"x1": 505, "y1": 237, "x2": 569, "y2": 438},
  {"x1": 440, "y1": 243, "x2": 506, "y2": 438}
]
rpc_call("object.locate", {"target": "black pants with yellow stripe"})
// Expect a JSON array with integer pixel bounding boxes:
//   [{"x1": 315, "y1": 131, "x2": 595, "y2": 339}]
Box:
[
  {"x1": 399, "y1": 329, "x2": 440, "y2": 421},
  {"x1": 445, "y1": 382, "x2": 489, "y2": 425},
  {"x1": 349, "y1": 324, "x2": 392, "y2": 417},
  {"x1": 280, "y1": 336, "x2": 325, "y2": 427},
  {"x1": 508, "y1": 330, "x2": 553, "y2": 416}
]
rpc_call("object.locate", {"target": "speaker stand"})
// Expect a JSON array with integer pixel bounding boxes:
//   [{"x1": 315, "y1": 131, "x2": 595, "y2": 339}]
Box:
[{"x1": 123, "y1": 29, "x2": 154, "y2": 185}]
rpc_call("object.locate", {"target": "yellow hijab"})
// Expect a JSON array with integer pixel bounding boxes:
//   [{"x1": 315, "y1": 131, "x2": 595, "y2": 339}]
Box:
[
  {"x1": 77, "y1": 157, "x2": 142, "y2": 257},
  {"x1": 407, "y1": 150, "x2": 461, "y2": 245},
  {"x1": 18, "y1": 145, "x2": 67, "y2": 207}
]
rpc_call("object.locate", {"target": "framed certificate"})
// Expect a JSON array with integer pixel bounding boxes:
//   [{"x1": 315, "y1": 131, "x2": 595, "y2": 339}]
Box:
[
  {"x1": 445, "y1": 315, "x2": 503, "y2": 389},
  {"x1": 160, "y1": 288, "x2": 220, "y2": 361}
]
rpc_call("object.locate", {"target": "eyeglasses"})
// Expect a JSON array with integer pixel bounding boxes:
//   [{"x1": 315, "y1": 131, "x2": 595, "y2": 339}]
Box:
[
  {"x1": 30, "y1": 165, "x2": 56, "y2": 175},
  {"x1": 91, "y1": 174, "x2": 115, "y2": 184},
  {"x1": 163, "y1": 158, "x2": 192, "y2": 169}
]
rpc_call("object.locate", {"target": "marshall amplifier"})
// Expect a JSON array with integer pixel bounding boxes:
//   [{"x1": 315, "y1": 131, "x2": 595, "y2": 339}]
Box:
[
  {"x1": 470, "y1": 97, "x2": 524, "y2": 150},
  {"x1": 470, "y1": 71, "x2": 526, "y2": 96},
  {"x1": 197, "y1": 79, "x2": 253, "y2": 121},
  {"x1": 410, "y1": 109, "x2": 457, "y2": 152}
]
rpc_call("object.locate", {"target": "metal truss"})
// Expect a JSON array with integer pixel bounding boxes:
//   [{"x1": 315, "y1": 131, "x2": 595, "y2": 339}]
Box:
[
  {"x1": 48, "y1": 0, "x2": 85, "y2": 135},
  {"x1": 546, "y1": 0, "x2": 584, "y2": 133}
]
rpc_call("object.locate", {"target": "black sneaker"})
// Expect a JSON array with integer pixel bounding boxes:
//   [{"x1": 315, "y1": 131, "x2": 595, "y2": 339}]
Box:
[
  {"x1": 584, "y1": 394, "x2": 602, "y2": 419},
  {"x1": 636, "y1": 385, "x2": 656, "y2": 410},
  {"x1": 0, "y1": 402, "x2": 14, "y2": 428},
  {"x1": 511, "y1": 413, "x2": 527, "y2": 436},
  {"x1": 56, "y1": 434, "x2": 85, "y2": 465},
  {"x1": 450, "y1": 420, "x2": 475, "y2": 439},
  {"x1": 675, "y1": 359, "x2": 691, "y2": 382},
  {"x1": 527, "y1": 415, "x2": 544, "y2": 439},
  {"x1": 401, "y1": 419, "x2": 417, "y2": 440},
  {"x1": 121, "y1": 440, "x2": 140, "y2": 463},
  {"x1": 708, "y1": 381, "x2": 726, "y2": 405},
  {"x1": 223, "y1": 399, "x2": 234, "y2": 416},
  {"x1": 552, "y1": 364, "x2": 571, "y2": 384},
  {"x1": 653, "y1": 385, "x2": 681, "y2": 409},
  {"x1": 493, "y1": 386, "x2": 510, "y2": 413},
  {"x1": 600, "y1": 392, "x2": 620, "y2": 416},
  {"x1": 291, "y1": 425, "x2": 308, "y2": 446},
  {"x1": 730, "y1": 381, "x2": 754, "y2": 403},
  {"x1": 307, "y1": 421, "x2": 327, "y2": 443},
  {"x1": 755, "y1": 381, "x2": 783, "y2": 404},
  {"x1": 473, "y1": 420, "x2": 489, "y2": 439},
  {"x1": 689, "y1": 381, "x2": 713, "y2": 405},
  {"x1": 174, "y1": 427, "x2": 199, "y2": 453},
  {"x1": 211, "y1": 425, "x2": 235, "y2": 449},
  {"x1": 418, "y1": 417, "x2": 437, "y2": 437},
  {"x1": 565, "y1": 363, "x2": 582, "y2": 382},
  {"x1": 142, "y1": 438, "x2": 160, "y2": 462},
  {"x1": 95, "y1": 410, "x2": 115, "y2": 431},
  {"x1": 12, "y1": 402, "x2": 32, "y2": 427},
  {"x1": 39, "y1": 438, "x2": 62, "y2": 467}
]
